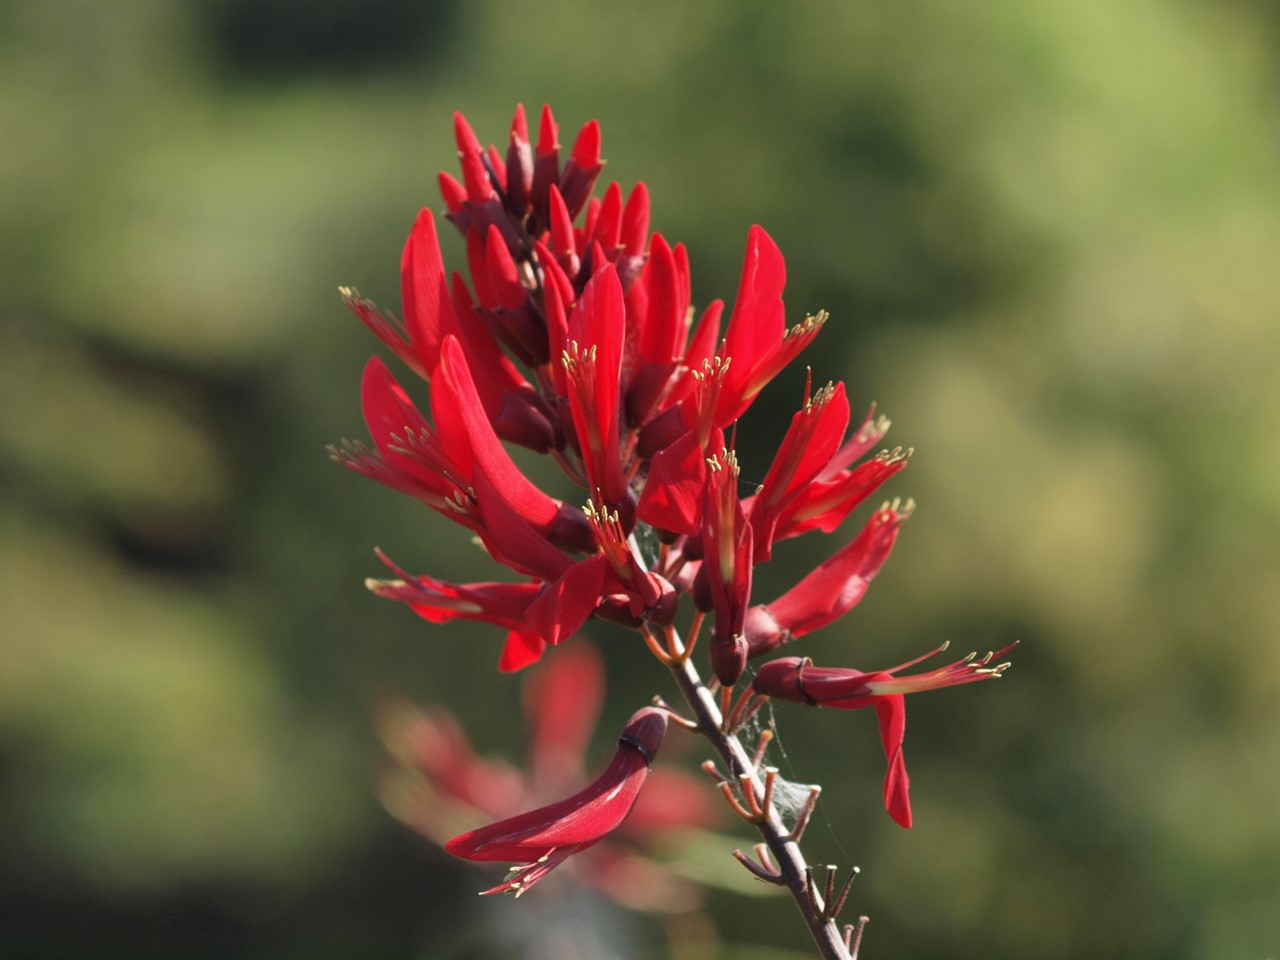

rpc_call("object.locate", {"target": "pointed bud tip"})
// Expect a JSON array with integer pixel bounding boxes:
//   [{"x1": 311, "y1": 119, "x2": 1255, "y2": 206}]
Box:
[
  {"x1": 453, "y1": 111, "x2": 480, "y2": 149},
  {"x1": 510, "y1": 103, "x2": 528, "y2": 140},
  {"x1": 571, "y1": 120, "x2": 602, "y2": 166},
  {"x1": 538, "y1": 104, "x2": 558, "y2": 153}
]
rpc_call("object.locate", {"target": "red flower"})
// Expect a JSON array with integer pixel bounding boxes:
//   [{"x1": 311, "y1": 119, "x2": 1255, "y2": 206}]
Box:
[
  {"x1": 445, "y1": 706, "x2": 669, "y2": 896},
  {"x1": 709, "y1": 225, "x2": 825, "y2": 427},
  {"x1": 560, "y1": 265, "x2": 631, "y2": 514},
  {"x1": 699, "y1": 449, "x2": 753, "y2": 686},
  {"x1": 752, "y1": 644, "x2": 1015, "y2": 827}
]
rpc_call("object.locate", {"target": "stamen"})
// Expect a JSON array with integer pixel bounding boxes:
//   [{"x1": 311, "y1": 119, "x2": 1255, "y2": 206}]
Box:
[{"x1": 782, "y1": 310, "x2": 828, "y2": 342}]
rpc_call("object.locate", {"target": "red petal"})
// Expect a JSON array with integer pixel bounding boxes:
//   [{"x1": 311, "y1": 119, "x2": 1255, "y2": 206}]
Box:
[
  {"x1": 571, "y1": 119, "x2": 601, "y2": 168},
  {"x1": 499, "y1": 628, "x2": 546, "y2": 673},
  {"x1": 484, "y1": 224, "x2": 526, "y2": 310},
  {"x1": 716, "y1": 225, "x2": 786, "y2": 423},
  {"x1": 547, "y1": 185, "x2": 579, "y2": 271},
  {"x1": 537, "y1": 103, "x2": 559, "y2": 156},
  {"x1": 591, "y1": 182, "x2": 623, "y2": 253},
  {"x1": 565, "y1": 266, "x2": 629, "y2": 506},
  {"x1": 620, "y1": 181, "x2": 650, "y2": 256},
  {"x1": 634, "y1": 430, "x2": 706, "y2": 536},
  {"x1": 637, "y1": 232, "x2": 683, "y2": 365},
  {"x1": 526, "y1": 555, "x2": 609, "y2": 646},
  {"x1": 433, "y1": 338, "x2": 560, "y2": 531},
  {"x1": 873, "y1": 696, "x2": 912, "y2": 828},
  {"x1": 472, "y1": 469, "x2": 573, "y2": 582},
  {"x1": 446, "y1": 273, "x2": 528, "y2": 414},
  {"x1": 400, "y1": 209, "x2": 457, "y2": 374}
]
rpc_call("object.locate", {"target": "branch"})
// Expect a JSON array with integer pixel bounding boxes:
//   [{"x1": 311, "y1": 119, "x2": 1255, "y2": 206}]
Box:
[{"x1": 666, "y1": 636, "x2": 855, "y2": 960}]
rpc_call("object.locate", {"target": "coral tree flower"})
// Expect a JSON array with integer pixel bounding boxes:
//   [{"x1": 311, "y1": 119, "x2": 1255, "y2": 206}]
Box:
[
  {"x1": 381, "y1": 644, "x2": 717, "y2": 910},
  {"x1": 752, "y1": 644, "x2": 1015, "y2": 828},
  {"x1": 445, "y1": 706, "x2": 669, "y2": 896}
]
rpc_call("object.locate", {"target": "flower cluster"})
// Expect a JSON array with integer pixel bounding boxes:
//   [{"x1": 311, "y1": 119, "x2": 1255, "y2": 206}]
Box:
[{"x1": 334, "y1": 104, "x2": 1011, "y2": 914}]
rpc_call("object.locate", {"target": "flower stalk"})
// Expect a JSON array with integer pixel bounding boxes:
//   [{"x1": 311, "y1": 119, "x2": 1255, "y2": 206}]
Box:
[{"x1": 664, "y1": 639, "x2": 856, "y2": 960}]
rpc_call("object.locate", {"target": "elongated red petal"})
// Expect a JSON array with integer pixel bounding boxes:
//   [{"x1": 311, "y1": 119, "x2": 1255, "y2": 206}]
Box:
[
  {"x1": 433, "y1": 337, "x2": 561, "y2": 532},
  {"x1": 750, "y1": 380, "x2": 851, "y2": 560},
  {"x1": 593, "y1": 182, "x2": 623, "y2": 252},
  {"x1": 637, "y1": 232, "x2": 684, "y2": 365},
  {"x1": 620, "y1": 182, "x2": 649, "y2": 257},
  {"x1": 715, "y1": 225, "x2": 786, "y2": 424},
  {"x1": 359, "y1": 356, "x2": 457, "y2": 501},
  {"x1": 400, "y1": 209, "x2": 457, "y2": 373},
  {"x1": 559, "y1": 120, "x2": 603, "y2": 218}
]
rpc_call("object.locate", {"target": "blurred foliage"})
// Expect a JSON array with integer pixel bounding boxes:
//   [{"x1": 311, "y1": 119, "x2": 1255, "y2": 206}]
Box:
[{"x1": 3, "y1": 0, "x2": 1279, "y2": 957}]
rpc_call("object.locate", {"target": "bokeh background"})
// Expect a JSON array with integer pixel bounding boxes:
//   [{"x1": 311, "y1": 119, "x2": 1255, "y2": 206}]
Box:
[{"x1": 4, "y1": 0, "x2": 1280, "y2": 957}]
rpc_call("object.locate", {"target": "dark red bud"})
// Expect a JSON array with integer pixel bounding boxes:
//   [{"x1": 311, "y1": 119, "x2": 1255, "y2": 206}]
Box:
[
  {"x1": 532, "y1": 104, "x2": 560, "y2": 219},
  {"x1": 505, "y1": 104, "x2": 533, "y2": 216},
  {"x1": 710, "y1": 633, "x2": 748, "y2": 687},
  {"x1": 743, "y1": 604, "x2": 789, "y2": 658},
  {"x1": 637, "y1": 406, "x2": 687, "y2": 459},
  {"x1": 642, "y1": 575, "x2": 679, "y2": 626},
  {"x1": 559, "y1": 120, "x2": 604, "y2": 220},
  {"x1": 751, "y1": 657, "x2": 813, "y2": 703},
  {"x1": 681, "y1": 535, "x2": 705, "y2": 562},
  {"x1": 492, "y1": 388, "x2": 562, "y2": 454},
  {"x1": 594, "y1": 594, "x2": 643, "y2": 627},
  {"x1": 547, "y1": 505, "x2": 596, "y2": 555}
]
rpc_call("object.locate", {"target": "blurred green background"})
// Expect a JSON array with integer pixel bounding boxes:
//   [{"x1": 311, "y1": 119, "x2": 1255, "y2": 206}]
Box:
[{"x1": 4, "y1": 0, "x2": 1279, "y2": 957}]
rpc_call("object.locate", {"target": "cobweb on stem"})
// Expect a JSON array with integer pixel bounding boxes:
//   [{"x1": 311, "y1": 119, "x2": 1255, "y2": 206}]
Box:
[{"x1": 738, "y1": 703, "x2": 822, "y2": 829}]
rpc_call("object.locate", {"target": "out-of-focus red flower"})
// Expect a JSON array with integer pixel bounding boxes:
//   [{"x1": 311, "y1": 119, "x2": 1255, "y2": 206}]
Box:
[{"x1": 752, "y1": 644, "x2": 1015, "y2": 828}]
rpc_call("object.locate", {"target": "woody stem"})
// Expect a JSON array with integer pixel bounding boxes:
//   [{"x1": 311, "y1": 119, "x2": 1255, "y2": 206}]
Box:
[{"x1": 665, "y1": 638, "x2": 853, "y2": 960}]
